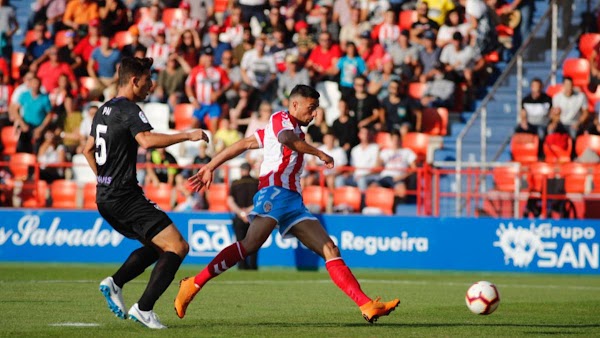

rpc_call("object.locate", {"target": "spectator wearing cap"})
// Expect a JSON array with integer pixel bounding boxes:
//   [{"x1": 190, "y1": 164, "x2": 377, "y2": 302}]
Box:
[
  {"x1": 186, "y1": 46, "x2": 232, "y2": 136},
  {"x1": 62, "y1": 0, "x2": 99, "y2": 34},
  {"x1": 88, "y1": 33, "x2": 122, "y2": 100},
  {"x1": 277, "y1": 54, "x2": 310, "y2": 109},
  {"x1": 98, "y1": 0, "x2": 129, "y2": 37},
  {"x1": 410, "y1": 1, "x2": 439, "y2": 45},
  {"x1": 170, "y1": 1, "x2": 200, "y2": 38},
  {"x1": 339, "y1": 7, "x2": 367, "y2": 51},
  {"x1": 152, "y1": 53, "x2": 191, "y2": 110},
  {"x1": 203, "y1": 25, "x2": 232, "y2": 67},
  {"x1": 306, "y1": 32, "x2": 341, "y2": 84},
  {"x1": 378, "y1": 9, "x2": 401, "y2": 50},
  {"x1": 0, "y1": 0, "x2": 18, "y2": 59},
  {"x1": 417, "y1": 30, "x2": 441, "y2": 83},
  {"x1": 37, "y1": 46, "x2": 78, "y2": 94},
  {"x1": 137, "y1": 4, "x2": 166, "y2": 47},
  {"x1": 235, "y1": 38, "x2": 277, "y2": 121},
  {"x1": 220, "y1": 6, "x2": 245, "y2": 48},
  {"x1": 439, "y1": 31, "x2": 482, "y2": 89},
  {"x1": 121, "y1": 25, "x2": 146, "y2": 59},
  {"x1": 368, "y1": 54, "x2": 402, "y2": 101},
  {"x1": 436, "y1": 8, "x2": 470, "y2": 48},
  {"x1": 356, "y1": 30, "x2": 386, "y2": 72},
  {"x1": 313, "y1": 3, "x2": 340, "y2": 44},
  {"x1": 387, "y1": 29, "x2": 419, "y2": 80},
  {"x1": 146, "y1": 28, "x2": 171, "y2": 73},
  {"x1": 72, "y1": 19, "x2": 101, "y2": 75},
  {"x1": 335, "y1": 42, "x2": 367, "y2": 99},
  {"x1": 25, "y1": 23, "x2": 53, "y2": 72},
  {"x1": 227, "y1": 162, "x2": 260, "y2": 270}
]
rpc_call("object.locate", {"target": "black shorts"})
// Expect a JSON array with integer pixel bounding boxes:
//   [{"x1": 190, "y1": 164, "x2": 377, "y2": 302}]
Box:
[{"x1": 97, "y1": 193, "x2": 173, "y2": 242}]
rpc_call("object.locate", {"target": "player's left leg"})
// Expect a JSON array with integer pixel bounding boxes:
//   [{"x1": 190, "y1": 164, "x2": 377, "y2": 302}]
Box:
[{"x1": 290, "y1": 219, "x2": 400, "y2": 323}]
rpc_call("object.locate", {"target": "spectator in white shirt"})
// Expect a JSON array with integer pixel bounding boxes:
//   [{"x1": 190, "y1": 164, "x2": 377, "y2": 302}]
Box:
[
  {"x1": 552, "y1": 77, "x2": 589, "y2": 137},
  {"x1": 377, "y1": 132, "x2": 417, "y2": 203},
  {"x1": 339, "y1": 126, "x2": 380, "y2": 190},
  {"x1": 305, "y1": 132, "x2": 348, "y2": 189}
]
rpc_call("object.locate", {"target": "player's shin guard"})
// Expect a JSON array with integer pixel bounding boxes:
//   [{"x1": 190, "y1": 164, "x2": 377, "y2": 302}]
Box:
[
  {"x1": 112, "y1": 246, "x2": 160, "y2": 288},
  {"x1": 137, "y1": 252, "x2": 182, "y2": 311},
  {"x1": 194, "y1": 241, "x2": 247, "y2": 288},
  {"x1": 326, "y1": 258, "x2": 371, "y2": 307}
]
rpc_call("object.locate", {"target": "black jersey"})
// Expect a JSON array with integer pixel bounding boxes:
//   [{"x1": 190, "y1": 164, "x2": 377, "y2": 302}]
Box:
[{"x1": 91, "y1": 97, "x2": 153, "y2": 202}]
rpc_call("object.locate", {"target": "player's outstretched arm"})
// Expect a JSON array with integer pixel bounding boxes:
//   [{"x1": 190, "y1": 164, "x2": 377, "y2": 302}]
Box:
[
  {"x1": 278, "y1": 130, "x2": 334, "y2": 169},
  {"x1": 189, "y1": 134, "x2": 259, "y2": 191},
  {"x1": 135, "y1": 129, "x2": 209, "y2": 149},
  {"x1": 82, "y1": 136, "x2": 98, "y2": 175}
]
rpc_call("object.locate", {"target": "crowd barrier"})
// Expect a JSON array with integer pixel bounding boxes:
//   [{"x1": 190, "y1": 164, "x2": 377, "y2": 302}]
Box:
[{"x1": 0, "y1": 210, "x2": 598, "y2": 274}]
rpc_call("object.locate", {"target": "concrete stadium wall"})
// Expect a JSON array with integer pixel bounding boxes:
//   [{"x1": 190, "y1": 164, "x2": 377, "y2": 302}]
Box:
[{"x1": 0, "y1": 210, "x2": 598, "y2": 274}]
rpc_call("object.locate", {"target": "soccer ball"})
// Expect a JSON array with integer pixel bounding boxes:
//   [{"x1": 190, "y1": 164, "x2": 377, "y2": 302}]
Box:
[{"x1": 465, "y1": 281, "x2": 500, "y2": 315}]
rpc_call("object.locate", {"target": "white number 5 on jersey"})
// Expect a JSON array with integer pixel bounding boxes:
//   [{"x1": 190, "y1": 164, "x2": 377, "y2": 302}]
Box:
[{"x1": 95, "y1": 124, "x2": 108, "y2": 165}]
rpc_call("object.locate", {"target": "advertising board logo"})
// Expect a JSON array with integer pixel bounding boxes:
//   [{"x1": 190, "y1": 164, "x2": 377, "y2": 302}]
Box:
[
  {"x1": 494, "y1": 222, "x2": 599, "y2": 269},
  {"x1": 188, "y1": 219, "x2": 235, "y2": 257}
]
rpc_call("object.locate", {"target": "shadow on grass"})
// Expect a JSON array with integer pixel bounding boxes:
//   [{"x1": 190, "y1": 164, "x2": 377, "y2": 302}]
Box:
[{"x1": 169, "y1": 322, "x2": 600, "y2": 329}]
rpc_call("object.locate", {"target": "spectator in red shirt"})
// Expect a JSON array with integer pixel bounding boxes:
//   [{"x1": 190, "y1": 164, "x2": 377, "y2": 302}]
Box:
[
  {"x1": 73, "y1": 19, "x2": 101, "y2": 75},
  {"x1": 305, "y1": 32, "x2": 341, "y2": 84},
  {"x1": 36, "y1": 46, "x2": 78, "y2": 94},
  {"x1": 356, "y1": 31, "x2": 386, "y2": 72},
  {"x1": 0, "y1": 58, "x2": 9, "y2": 84}
]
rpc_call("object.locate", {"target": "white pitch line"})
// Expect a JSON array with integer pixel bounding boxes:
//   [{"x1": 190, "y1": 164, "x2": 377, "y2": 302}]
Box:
[
  {"x1": 49, "y1": 322, "x2": 100, "y2": 327},
  {"x1": 2, "y1": 278, "x2": 600, "y2": 291}
]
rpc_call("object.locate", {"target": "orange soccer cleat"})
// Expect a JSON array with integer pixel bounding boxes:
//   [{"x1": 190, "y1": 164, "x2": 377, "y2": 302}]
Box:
[
  {"x1": 359, "y1": 297, "x2": 400, "y2": 323},
  {"x1": 174, "y1": 277, "x2": 200, "y2": 319}
]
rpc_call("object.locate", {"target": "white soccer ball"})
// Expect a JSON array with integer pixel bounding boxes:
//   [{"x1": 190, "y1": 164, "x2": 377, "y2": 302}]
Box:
[{"x1": 465, "y1": 281, "x2": 500, "y2": 315}]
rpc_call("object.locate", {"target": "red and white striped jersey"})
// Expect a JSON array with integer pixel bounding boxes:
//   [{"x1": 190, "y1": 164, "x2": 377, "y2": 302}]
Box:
[
  {"x1": 253, "y1": 111, "x2": 305, "y2": 193},
  {"x1": 146, "y1": 43, "x2": 171, "y2": 71},
  {"x1": 378, "y1": 23, "x2": 400, "y2": 49},
  {"x1": 185, "y1": 65, "x2": 230, "y2": 105}
]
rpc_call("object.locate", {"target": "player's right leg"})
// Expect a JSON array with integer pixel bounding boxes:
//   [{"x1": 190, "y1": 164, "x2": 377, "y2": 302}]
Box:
[
  {"x1": 290, "y1": 219, "x2": 400, "y2": 323},
  {"x1": 174, "y1": 216, "x2": 277, "y2": 319}
]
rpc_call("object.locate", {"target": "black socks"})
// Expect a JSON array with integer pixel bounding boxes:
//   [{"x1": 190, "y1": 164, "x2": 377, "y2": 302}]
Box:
[
  {"x1": 137, "y1": 252, "x2": 183, "y2": 311},
  {"x1": 112, "y1": 246, "x2": 160, "y2": 288}
]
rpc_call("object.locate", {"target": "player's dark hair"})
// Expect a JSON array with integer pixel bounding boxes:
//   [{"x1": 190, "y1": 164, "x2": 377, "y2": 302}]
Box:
[
  {"x1": 289, "y1": 84, "x2": 320, "y2": 100},
  {"x1": 118, "y1": 57, "x2": 153, "y2": 87}
]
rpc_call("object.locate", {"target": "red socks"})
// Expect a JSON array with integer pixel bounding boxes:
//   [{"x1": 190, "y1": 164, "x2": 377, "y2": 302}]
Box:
[
  {"x1": 326, "y1": 258, "x2": 371, "y2": 307},
  {"x1": 194, "y1": 242, "x2": 247, "y2": 288}
]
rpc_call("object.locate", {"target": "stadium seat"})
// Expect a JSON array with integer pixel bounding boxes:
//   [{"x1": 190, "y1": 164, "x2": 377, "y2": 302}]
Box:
[
  {"x1": 492, "y1": 165, "x2": 520, "y2": 192},
  {"x1": 22, "y1": 30, "x2": 37, "y2": 47},
  {"x1": 11, "y1": 52, "x2": 24, "y2": 80},
  {"x1": 375, "y1": 132, "x2": 394, "y2": 150},
  {"x1": 1, "y1": 126, "x2": 18, "y2": 155},
  {"x1": 483, "y1": 50, "x2": 500, "y2": 64},
  {"x1": 144, "y1": 183, "x2": 173, "y2": 211},
  {"x1": 174, "y1": 103, "x2": 194, "y2": 130},
  {"x1": 579, "y1": 33, "x2": 600, "y2": 59},
  {"x1": 142, "y1": 102, "x2": 170, "y2": 132},
  {"x1": 333, "y1": 186, "x2": 362, "y2": 212},
  {"x1": 545, "y1": 84, "x2": 563, "y2": 97},
  {"x1": 398, "y1": 10, "x2": 416, "y2": 31},
  {"x1": 20, "y1": 180, "x2": 48, "y2": 208},
  {"x1": 112, "y1": 30, "x2": 133, "y2": 49},
  {"x1": 528, "y1": 162, "x2": 556, "y2": 192},
  {"x1": 543, "y1": 137, "x2": 572, "y2": 163},
  {"x1": 408, "y1": 82, "x2": 427, "y2": 100},
  {"x1": 510, "y1": 133, "x2": 539, "y2": 164},
  {"x1": 302, "y1": 185, "x2": 328, "y2": 212},
  {"x1": 79, "y1": 76, "x2": 96, "y2": 99},
  {"x1": 575, "y1": 134, "x2": 600, "y2": 156},
  {"x1": 560, "y1": 163, "x2": 589, "y2": 194},
  {"x1": 162, "y1": 8, "x2": 182, "y2": 28},
  {"x1": 50, "y1": 180, "x2": 78, "y2": 208},
  {"x1": 71, "y1": 154, "x2": 97, "y2": 184},
  {"x1": 54, "y1": 30, "x2": 69, "y2": 48},
  {"x1": 562, "y1": 58, "x2": 590, "y2": 88},
  {"x1": 83, "y1": 182, "x2": 97, "y2": 209},
  {"x1": 9, "y1": 153, "x2": 36, "y2": 181},
  {"x1": 583, "y1": 85, "x2": 600, "y2": 108},
  {"x1": 364, "y1": 187, "x2": 394, "y2": 215},
  {"x1": 593, "y1": 164, "x2": 600, "y2": 192},
  {"x1": 403, "y1": 132, "x2": 429, "y2": 162},
  {"x1": 421, "y1": 107, "x2": 448, "y2": 136},
  {"x1": 206, "y1": 183, "x2": 229, "y2": 212}
]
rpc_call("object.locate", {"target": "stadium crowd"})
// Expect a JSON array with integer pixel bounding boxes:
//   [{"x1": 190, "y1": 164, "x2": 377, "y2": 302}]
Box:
[{"x1": 0, "y1": 0, "x2": 547, "y2": 213}]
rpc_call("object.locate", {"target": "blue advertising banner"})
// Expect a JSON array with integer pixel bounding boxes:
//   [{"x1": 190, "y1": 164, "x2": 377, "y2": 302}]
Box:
[{"x1": 0, "y1": 210, "x2": 598, "y2": 274}]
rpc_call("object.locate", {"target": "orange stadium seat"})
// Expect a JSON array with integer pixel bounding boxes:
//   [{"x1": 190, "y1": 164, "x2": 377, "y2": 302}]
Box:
[
  {"x1": 144, "y1": 183, "x2": 173, "y2": 211},
  {"x1": 493, "y1": 165, "x2": 520, "y2": 192},
  {"x1": 174, "y1": 103, "x2": 194, "y2": 130},
  {"x1": 83, "y1": 182, "x2": 97, "y2": 209},
  {"x1": 421, "y1": 107, "x2": 448, "y2": 136},
  {"x1": 510, "y1": 133, "x2": 539, "y2": 163},
  {"x1": 364, "y1": 187, "x2": 394, "y2": 215},
  {"x1": 543, "y1": 137, "x2": 572, "y2": 163},
  {"x1": 162, "y1": 8, "x2": 182, "y2": 28},
  {"x1": 112, "y1": 30, "x2": 133, "y2": 49},
  {"x1": 528, "y1": 162, "x2": 555, "y2": 192},
  {"x1": 9, "y1": 153, "x2": 36, "y2": 180},
  {"x1": 579, "y1": 33, "x2": 600, "y2": 59},
  {"x1": 50, "y1": 180, "x2": 78, "y2": 208},
  {"x1": 560, "y1": 163, "x2": 589, "y2": 194},
  {"x1": 21, "y1": 180, "x2": 48, "y2": 208},
  {"x1": 11, "y1": 52, "x2": 24, "y2": 80},
  {"x1": 23, "y1": 30, "x2": 37, "y2": 47},
  {"x1": 54, "y1": 30, "x2": 70, "y2": 48},
  {"x1": 375, "y1": 132, "x2": 394, "y2": 150},
  {"x1": 302, "y1": 185, "x2": 328, "y2": 212},
  {"x1": 408, "y1": 82, "x2": 427, "y2": 100},
  {"x1": 206, "y1": 183, "x2": 229, "y2": 212},
  {"x1": 575, "y1": 134, "x2": 600, "y2": 156},
  {"x1": 562, "y1": 58, "x2": 590, "y2": 88},
  {"x1": 79, "y1": 76, "x2": 96, "y2": 99},
  {"x1": 593, "y1": 164, "x2": 600, "y2": 192},
  {"x1": 403, "y1": 132, "x2": 429, "y2": 162},
  {"x1": 1, "y1": 126, "x2": 18, "y2": 155},
  {"x1": 545, "y1": 84, "x2": 563, "y2": 97},
  {"x1": 399, "y1": 10, "x2": 416, "y2": 31},
  {"x1": 333, "y1": 186, "x2": 362, "y2": 212}
]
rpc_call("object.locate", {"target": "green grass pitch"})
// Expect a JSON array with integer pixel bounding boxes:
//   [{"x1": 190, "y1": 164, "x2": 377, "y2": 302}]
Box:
[{"x1": 0, "y1": 263, "x2": 599, "y2": 337}]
